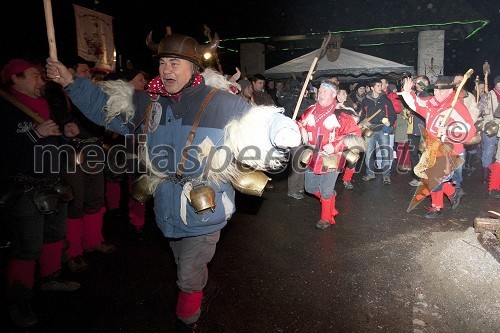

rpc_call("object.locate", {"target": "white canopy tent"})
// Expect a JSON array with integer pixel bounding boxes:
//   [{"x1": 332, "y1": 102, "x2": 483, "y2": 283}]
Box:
[{"x1": 265, "y1": 48, "x2": 414, "y2": 82}]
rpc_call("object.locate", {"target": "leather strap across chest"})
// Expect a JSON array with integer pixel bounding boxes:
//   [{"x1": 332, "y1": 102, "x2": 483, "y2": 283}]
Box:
[
  {"x1": 177, "y1": 88, "x2": 217, "y2": 176},
  {"x1": 141, "y1": 88, "x2": 217, "y2": 176}
]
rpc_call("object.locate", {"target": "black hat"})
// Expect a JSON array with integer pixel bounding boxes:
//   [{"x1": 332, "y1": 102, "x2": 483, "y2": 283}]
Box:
[
  {"x1": 429, "y1": 76, "x2": 456, "y2": 90},
  {"x1": 494, "y1": 75, "x2": 500, "y2": 85}
]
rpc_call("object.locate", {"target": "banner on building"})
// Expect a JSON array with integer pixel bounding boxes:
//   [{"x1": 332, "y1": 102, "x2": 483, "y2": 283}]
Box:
[{"x1": 73, "y1": 4, "x2": 115, "y2": 71}]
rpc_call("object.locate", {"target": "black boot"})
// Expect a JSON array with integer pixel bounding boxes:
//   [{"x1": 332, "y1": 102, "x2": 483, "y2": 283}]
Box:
[
  {"x1": 464, "y1": 153, "x2": 476, "y2": 177},
  {"x1": 482, "y1": 167, "x2": 490, "y2": 183},
  {"x1": 176, "y1": 320, "x2": 198, "y2": 333}
]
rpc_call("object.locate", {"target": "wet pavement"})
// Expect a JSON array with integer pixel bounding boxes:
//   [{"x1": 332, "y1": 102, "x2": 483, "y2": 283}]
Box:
[{"x1": 1, "y1": 162, "x2": 499, "y2": 332}]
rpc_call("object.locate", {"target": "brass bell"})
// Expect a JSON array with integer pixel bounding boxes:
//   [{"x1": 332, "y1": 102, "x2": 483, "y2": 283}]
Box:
[
  {"x1": 231, "y1": 166, "x2": 269, "y2": 197},
  {"x1": 463, "y1": 131, "x2": 482, "y2": 146},
  {"x1": 363, "y1": 128, "x2": 374, "y2": 138},
  {"x1": 300, "y1": 148, "x2": 314, "y2": 165},
  {"x1": 189, "y1": 183, "x2": 216, "y2": 214},
  {"x1": 474, "y1": 119, "x2": 483, "y2": 132},
  {"x1": 321, "y1": 154, "x2": 338, "y2": 172},
  {"x1": 53, "y1": 180, "x2": 74, "y2": 202},
  {"x1": 33, "y1": 189, "x2": 60, "y2": 214},
  {"x1": 418, "y1": 139, "x2": 426, "y2": 152},
  {"x1": 342, "y1": 149, "x2": 360, "y2": 165},
  {"x1": 76, "y1": 150, "x2": 85, "y2": 165},
  {"x1": 484, "y1": 120, "x2": 499, "y2": 137},
  {"x1": 132, "y1": 176, "x2": 154, "y2": 203}
]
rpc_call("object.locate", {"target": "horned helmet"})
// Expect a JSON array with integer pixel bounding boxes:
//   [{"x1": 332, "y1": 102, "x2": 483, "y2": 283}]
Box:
[{"x1": 146, "y1": 30, "x2": 219, "y2": 69}]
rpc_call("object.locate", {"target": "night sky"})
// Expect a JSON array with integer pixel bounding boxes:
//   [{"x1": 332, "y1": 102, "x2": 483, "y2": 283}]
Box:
[{"x1": 1, "y1": 0, "x2": 499, "y2": 84}]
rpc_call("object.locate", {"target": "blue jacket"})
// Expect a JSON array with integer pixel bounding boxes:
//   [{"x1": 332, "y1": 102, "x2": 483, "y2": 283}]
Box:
[{"x1": 65, "y1": 77, "x2": 250, "y2": 238}]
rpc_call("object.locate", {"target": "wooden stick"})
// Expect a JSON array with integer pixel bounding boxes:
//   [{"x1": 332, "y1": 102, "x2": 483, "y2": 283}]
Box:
[
  {"x1": 0, "y1": 90, "x2": 46, "y2": 123},
  {"x1": 438, "y1": 68, "x2": 473, "y2": 137},
  {"x1": 474, "y1": 75, "x2": 480, "y2": 103},
  {"x1": 43, "y1": 0, "x2": 58, "y2": 61},
  {"x1": 489, "y1": 210, "x2": 500, "y2": 217},
  {"x1": 291, "y1": 33, "x2": 332, "y2": 120}
]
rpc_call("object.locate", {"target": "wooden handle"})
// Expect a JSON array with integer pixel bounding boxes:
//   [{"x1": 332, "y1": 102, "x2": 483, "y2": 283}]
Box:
[
  {"x1": 365, "y1": 109, "x2": 382, "y2": 123},
  {"x1": 43, "y1": 0, "x2": 58, "y2": 61},
  {"x1": 0, "y1": 90, "x2": 46, "y2": 123},
  {"x1": 484, "y1": 71, "x2": 489, "y2": 94},
  {"x1": 475, "y1": 76, "x2": 480, "y2": 103},
  {"x1": 439, "y1": 68, "x2": 473, "y2": 130},
  {"x1": 292, "y1": 33, "x2": 332, "y2": 120},
  {"x1": 292, "y1": 58, "x2": 319, "y2": 120}
]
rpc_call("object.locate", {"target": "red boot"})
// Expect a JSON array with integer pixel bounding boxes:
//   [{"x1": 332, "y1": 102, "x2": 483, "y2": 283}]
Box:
[
  {"x1": 7, "y1": 259, "x2": 35, "y2": 300},
  {"x1": 176, "y1": 290, "x2": 203, "y2": 324},
  {"x1": 316, "y1": 194, "x2": 338, "y2": 229},
  {"x1": 488, "y1": 162, "x2": 500, "y2": 199},
  {"x1": 342, "y1": 167, "x2": 355, "y2": 190},
  {"x1": 426, "y1": 191, "x2": 444, "y2": 219}
]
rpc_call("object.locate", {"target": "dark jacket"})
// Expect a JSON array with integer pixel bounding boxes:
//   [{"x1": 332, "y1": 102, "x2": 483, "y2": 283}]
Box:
[
  {"x1": 0, "y1": 92, "x2": 66, "y2": 178},
  {"x1": 44, "y1": 81, "x2": 105, "y2": 139},
  {"x1": 359, "y1": 92, "x2": 397, "y2": 132}
]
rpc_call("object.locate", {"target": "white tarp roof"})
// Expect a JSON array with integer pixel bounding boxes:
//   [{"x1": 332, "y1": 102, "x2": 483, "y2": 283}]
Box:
[{"x1": 265, "y1": 48, "x2": 414, "y2": 81}]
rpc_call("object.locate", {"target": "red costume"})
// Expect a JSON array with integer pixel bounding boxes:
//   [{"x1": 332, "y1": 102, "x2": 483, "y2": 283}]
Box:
[
  {"x1": 404, "y1": 89, "x2": 476, "y2": 214},
  {"x1": 410, "y1": 91, "x2": 476, "y2": 154},
  {"x1": 298, "y1": 102, "x2": 363, "y2": 227},
  {"x1": 300, "y1": 103, "x2": 362, "y2": 174}
]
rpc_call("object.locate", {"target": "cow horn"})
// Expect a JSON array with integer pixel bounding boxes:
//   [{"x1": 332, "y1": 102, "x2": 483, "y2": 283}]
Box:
[
  {"x1": 197, "y1": 33, "x2": 219, "y2": 55},
  {"x1": 146, "y1": 31, "x2": 159, "y2": 52}
]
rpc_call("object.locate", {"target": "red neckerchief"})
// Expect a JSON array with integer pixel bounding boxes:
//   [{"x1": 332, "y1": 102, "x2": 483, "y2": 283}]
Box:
[
  {"x1": 313, "y1": 101, "x2": 336, "y2": 123},
  {"x1": 147, "y1": 74, "x2": 203, "y2": 101},
  {"x1": 8, "y1": 87, "x2": 50, "y2": 124}
]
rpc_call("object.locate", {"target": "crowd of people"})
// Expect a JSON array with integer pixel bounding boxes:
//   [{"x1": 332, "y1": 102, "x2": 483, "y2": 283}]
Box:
[{"x1": 1, "y1": 30, "x2": 499, "y2": 331}]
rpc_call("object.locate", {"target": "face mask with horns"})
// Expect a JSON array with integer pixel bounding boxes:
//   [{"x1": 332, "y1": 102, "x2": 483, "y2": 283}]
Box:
[{"x1": 146, "y1": 30, "x2": 219, "y2": 69}]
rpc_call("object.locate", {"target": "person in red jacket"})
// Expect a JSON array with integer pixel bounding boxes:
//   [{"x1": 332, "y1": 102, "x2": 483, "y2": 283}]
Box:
[
  {"x1": 401, "y1": 76, "x2": 476, "y2": 218},
  {"x1": 382, "y1": 78, "x2": 403, "y2": 113},
  {"x1": 298, "y1": 82, "x2": 364, "y2": 229}
]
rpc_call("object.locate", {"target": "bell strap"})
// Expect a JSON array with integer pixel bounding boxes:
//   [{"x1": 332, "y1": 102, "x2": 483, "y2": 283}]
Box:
[{"x1": 177, "y1": 88, "x2": 218, "y2": 176}]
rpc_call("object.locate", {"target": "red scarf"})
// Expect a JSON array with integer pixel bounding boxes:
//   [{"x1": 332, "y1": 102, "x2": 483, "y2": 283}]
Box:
[
  {"x1": 8, "y1": 87, "x2": 50, "y2": 124},
  {"x1": 313, "y1": 101, "x2": 336, "y2": 123},
  {"x1": 147, "y1": 74, "x2": 203, "y2": 101}
]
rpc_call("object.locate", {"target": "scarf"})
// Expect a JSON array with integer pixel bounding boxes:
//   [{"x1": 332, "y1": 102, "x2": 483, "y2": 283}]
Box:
[
  {"x1": 313, "y1": 101, "x2": 336, "y2": 123},
  {"x1": 147, "y1": 74, "x2": 203, "y2": 101},
  {"x1": 8, "y1": 87, "x2": 50, "y2": 123}
]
